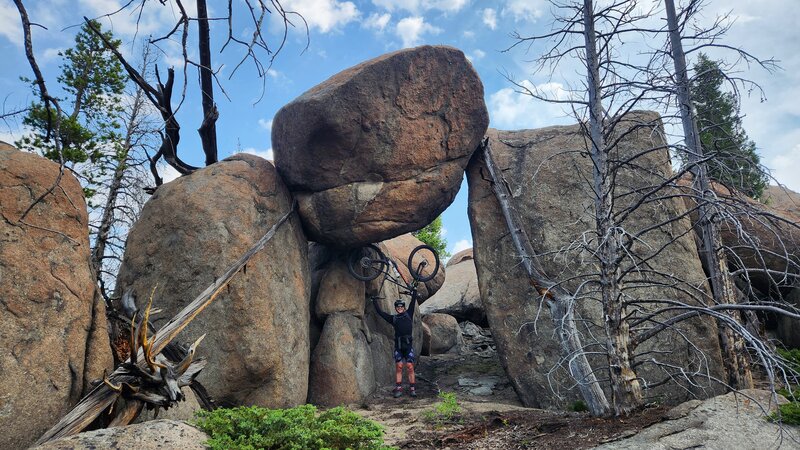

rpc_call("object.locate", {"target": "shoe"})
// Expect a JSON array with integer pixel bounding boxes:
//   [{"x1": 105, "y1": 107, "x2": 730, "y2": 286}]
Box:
[
  {"x1": 409, "y1": 389, "x2": 417, "y2": 398},
  {"x1": 393, "y1": 387, "x2": 403, "y2": 398}
]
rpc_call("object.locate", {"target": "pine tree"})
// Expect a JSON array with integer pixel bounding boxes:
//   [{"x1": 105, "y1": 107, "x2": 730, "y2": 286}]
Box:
[
  {"x1": 412, "y1": 216, "x2": 450, "y2": 258},
  {"x1": 17, "y1": 19, "x2": 126, "y2": 198},
  {"x1": 690, "y1": 53, "x2": 768, "y2": 199}
]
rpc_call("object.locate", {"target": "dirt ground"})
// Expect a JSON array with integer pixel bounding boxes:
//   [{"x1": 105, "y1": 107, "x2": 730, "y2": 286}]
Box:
[{"x1": 355, "y1": 342, "x2": 670, "y2": 449}]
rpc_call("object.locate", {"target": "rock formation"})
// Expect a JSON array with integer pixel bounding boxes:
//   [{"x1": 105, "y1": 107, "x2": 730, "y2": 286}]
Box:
[
  {"x1": 273, "y1": 45, "x2": 488, "y2": 247},
  {"x1": 421, "y1": 313, "x2": 464, "y2": 354},
  {"x1": 467, "y1": 112, "x2": 726, "y2": 409},
  {"x1": 114, "y1": 154, "x2": 310, "y2": 408},
  {"x1": 31, "y1": 420, "x2": 210, "y2": 450},
  {"x1": 420, "y1": 251, "x2": 485, "y2": 326},
  {"x1": 0, "y1": 143, "x2": 112, "y2": 450}
]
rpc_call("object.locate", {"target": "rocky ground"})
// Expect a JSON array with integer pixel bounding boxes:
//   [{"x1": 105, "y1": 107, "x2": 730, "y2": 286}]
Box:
[{"x1": 356, "y1": 325, "x2": 799, "y2": 449}]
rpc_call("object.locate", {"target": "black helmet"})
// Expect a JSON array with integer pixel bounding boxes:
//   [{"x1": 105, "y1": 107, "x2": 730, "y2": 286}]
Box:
[{"x1": 394, "y1": 300, "x2": 405, "y2": 309}]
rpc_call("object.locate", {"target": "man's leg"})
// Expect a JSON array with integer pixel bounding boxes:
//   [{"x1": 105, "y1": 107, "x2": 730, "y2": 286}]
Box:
[
  {"x1": 407, "y1": 348, "x2": 417, "y2": 397},
  {"x1": 394, "y1": 359, "x2": 404, "y2": 397}
]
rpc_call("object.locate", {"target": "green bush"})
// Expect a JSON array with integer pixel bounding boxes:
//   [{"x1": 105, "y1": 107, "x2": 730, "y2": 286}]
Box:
[
  {"x1": 769, "y1": 349, "x2": 800, "y2": 425},
  {"x1": 570, "y1": 400, "x2": 589, "y2": 412},
  {"x1": 194, "y1": 404, "x2": 395, "y2": 449},
  {"x1": 421, "y1": 391, "x2": 461, "y2": 426}
]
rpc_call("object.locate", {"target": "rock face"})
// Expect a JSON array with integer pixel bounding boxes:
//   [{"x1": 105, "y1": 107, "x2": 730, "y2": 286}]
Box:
[
  {"x1": 0, "y1": 144, "x2": 112, "y2": 450},
  {"x1": 422, "y1": 313, "x2": 463, "y2": 354},
  {"x1": 382, "y1": 233, "x2": 446, "y2": 301},
  {"x1": 419, "y1": 257, "x2": 485, "y2": 326},
  {"x1": 32, "y1": 420, "x2": 210, "y2": 450},
  {"x1": 467, "y1": 112, "x2": 725, "y2": 410},
  {"x1": 594, "y1": 390, "x2": 793, "y2": 450},
  {"x1": 308, "y1": 313, "x2": 375, "y2": 406},
  {"x1": 115, "y1": 154, "x2": 310, "y2": 408},
  {"x1": 447, "y1": 247, "x2": 473, "y2": 267},
  {"x1": 273, "y1": 45, "x2": 489, "y2": 247}
]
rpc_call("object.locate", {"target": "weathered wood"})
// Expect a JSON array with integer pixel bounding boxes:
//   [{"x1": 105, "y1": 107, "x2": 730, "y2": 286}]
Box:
[
  {"x1": 481, "y1": 140, "x2": 611, "y2": 416},
  {"x1": 36, "y1": 204, "x2": 296, "y2": 445},
  {"x1": 665, "y1": 0, "x2": 753, "y2": 390}
]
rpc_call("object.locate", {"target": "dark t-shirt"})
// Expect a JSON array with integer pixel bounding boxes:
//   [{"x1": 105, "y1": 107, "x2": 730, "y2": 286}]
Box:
[{"x1": 373, "y1": 292, "x2": 417, "y2": 340}]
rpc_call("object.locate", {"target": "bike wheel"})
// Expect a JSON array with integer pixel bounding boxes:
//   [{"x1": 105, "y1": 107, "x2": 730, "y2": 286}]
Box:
[
  {"x1": 407, "y1": 244, "x2": 440, "y2": 282},
  {"x1": 347, "y1": 244, "x2": 388, "y2": 281}
]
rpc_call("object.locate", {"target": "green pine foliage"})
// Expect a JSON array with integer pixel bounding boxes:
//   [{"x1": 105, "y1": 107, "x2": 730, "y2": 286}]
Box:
[
  {"x1": 689, "y1": 53, "x2": 768, "y2": 199},
  {"x1": 412, "y1": 216, "x2": 450, "y2": 259},
  {"x1": 16, "y1": 20, "x2": 126, "y2": 200},
  {"x1": 194, "y1": 405, "x2": 395, "y2": 450}
]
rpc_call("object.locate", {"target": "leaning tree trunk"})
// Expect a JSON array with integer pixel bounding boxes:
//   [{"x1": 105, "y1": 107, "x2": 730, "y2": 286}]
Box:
[
  {"x1": 582, "y1": 0, "x2": 642, "y2": 415},
  {"x1": 482, "y1": 140, "x2": 611, "y2": 417},
  {"x1": 665, "y1": 0, "x2": 753, "y2": 389}
]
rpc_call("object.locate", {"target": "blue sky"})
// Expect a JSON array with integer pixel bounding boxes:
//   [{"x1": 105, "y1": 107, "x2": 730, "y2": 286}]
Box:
[{"x1": 1, "y1": 0, "x2": 798, "y2": 257}]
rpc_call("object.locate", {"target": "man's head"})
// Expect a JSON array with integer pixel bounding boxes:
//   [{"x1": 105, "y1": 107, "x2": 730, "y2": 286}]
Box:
[{"x1": 394, "y1": 299, "x2": 406, "y2": 314}]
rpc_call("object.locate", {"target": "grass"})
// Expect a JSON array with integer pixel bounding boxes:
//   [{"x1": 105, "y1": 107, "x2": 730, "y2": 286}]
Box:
[
  {"x1": 768, "y1": 349, "x2": 800, "y2": 425},
  {"x1": 421, "y1": 391, "x2": 462, "y2": 427}
]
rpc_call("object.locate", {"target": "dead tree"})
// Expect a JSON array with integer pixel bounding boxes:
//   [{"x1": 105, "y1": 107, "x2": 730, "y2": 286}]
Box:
[
  {"x1": 481, "y1": 138, "x2": 611, "y2": 416},
  {"x1": 664, "y1": 0, "x2": 752, "y2": 389},
  {"x1": 506, "y1": 0, "x2": 795, "y2": 416},
  {"x1": 87, "y1": 0, "x2": 306, "y2": 183}
]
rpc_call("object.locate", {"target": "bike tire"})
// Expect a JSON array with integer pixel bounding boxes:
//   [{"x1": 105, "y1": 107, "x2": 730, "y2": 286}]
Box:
[
  {"x1": 347, "y1": 244, "x2": 388, "y2": 281},
  {"x1": 407, "y1": 244, "x2": 440, "y2": 282}
]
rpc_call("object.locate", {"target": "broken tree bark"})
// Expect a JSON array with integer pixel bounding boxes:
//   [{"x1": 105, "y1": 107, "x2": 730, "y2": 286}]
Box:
[
  {"x1": 36, "y1": 203, "x2": 297, "y2": 445},
  {"x1": 481, "y1": 139, "x2": 611, "y2": 417}
]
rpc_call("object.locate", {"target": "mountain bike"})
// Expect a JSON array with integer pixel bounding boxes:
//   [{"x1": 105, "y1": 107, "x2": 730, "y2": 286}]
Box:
[{"x1": 347, "y1": 244, "x2": 440, "y2": 293}]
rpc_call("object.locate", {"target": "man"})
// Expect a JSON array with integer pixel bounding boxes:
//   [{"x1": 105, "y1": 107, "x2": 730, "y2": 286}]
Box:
[{"x1": 372, "y1": 291, "x2": 418, "y2": 398}]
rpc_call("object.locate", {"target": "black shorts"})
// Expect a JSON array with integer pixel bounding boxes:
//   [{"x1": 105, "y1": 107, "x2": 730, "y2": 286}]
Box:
[{"x1": 394, "y1": 347, "x2": 416, "y2": 363}]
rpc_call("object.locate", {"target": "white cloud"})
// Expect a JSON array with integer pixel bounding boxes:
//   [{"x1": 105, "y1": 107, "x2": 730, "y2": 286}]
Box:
[
  {"x1": 451, "y1": 239, "x2": 472, "y2": 255},
  {"x1": 482, "y1": 8, "x2": 497, "y2": 30},
  {"x1": 395, "y1": 16, "x2": 442, "y2": 48},
  {"x1": 160, "y1": 164, "x2": 182, "y2": 183},
  {"x1": 238, "y1": 147, "x2": 274, "y2": 161},
  {"x1": 0, "y1": 2, "x2": 22, "y2": 46},
  {"x1": 462, "y1": 30, "x2": 475, "y2": 39},
  {"x1": 258, "y1": 119, "x2": 273, "y2": 132},
  {"x1": 768, "y1": 144, "x2": 800, "y2": 193},
  {"x1": 501, "y1": 0, "x2": 546, "y2": 22},
  {"x1": 440, "y1": 226, "x2": 448, "y2": 237},
  {"x1": 280, "y1": 0, "x2": 360, "y2": 33},
  {"x1": 364, "y1": 12, "x2": 391, "y2": 32},
  {"x1": 488, "y1": 80, "x2": 573, "y2": 130},
  {"x1": 372, "y1": 0, "x2": 467, "y2": 14},
  {"x1": 466, "y1": 49, "x2": 486, "y2": 62},
  {"x1": 267, "y1": 69, "x2": 280, "y2": 79},
  {"x1": 42, "y1": 47, "x2": 64, "y2": 63}
]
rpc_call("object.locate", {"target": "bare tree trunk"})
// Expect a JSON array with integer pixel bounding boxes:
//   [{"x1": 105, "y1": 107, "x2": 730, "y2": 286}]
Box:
[
  {"x1": 196, "y1": 0, "x2": 218, "y2": 165},
  {"x1": 482, "y1": 140, "x2": 611, "y2": 417},
  {"x1": 665, "y1": 0, "x2": 753, "y2": 389},
  {"x1": 90, "y1": 84, "x2": 145, "y2": 296},
  {"x1": 582, "y1": 0, "x2": 642, "y2": 415}
]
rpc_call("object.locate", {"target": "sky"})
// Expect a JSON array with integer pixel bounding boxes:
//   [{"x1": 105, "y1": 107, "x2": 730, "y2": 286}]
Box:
[{"x1": 0, "y1": 0, "x2": 798, "y2": 257}]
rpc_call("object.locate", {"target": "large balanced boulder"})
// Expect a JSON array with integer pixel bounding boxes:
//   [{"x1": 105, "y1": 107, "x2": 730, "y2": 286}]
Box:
[
  {"x1": 115, "y1": 154, "x2": 310, "y2": 408},
  {"x1": 32, "y1": 420, "x2": 210, "y2": 450},
  {"x1": 467, "y1": 112, "x2": 725, "y2": 409},
  {"x1": 273, "y1": 45, "x2": 489, "y2": 247},
  {"x1": 0, "y1": 143, "x2": 112, "y2": 450},
  {"x1": 419, "y1": 256, "x2": 485, "y2": 326}
]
